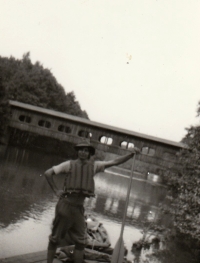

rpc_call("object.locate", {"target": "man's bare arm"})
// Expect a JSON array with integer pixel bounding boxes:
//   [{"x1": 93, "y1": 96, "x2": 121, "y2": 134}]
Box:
[
  {"x1": 44, "y1": 168, "x2": 60, "y2": 196},
  {"x1": 104, "y1": 148, "x2": 140, "y2": 169},
  {"x1": 104, "y1": 153, "x2": 133, "y2": 169}
]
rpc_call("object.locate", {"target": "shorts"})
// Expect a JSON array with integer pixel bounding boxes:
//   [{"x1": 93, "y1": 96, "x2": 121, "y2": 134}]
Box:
[{"x1": 49, "y1": 197, "x2": 87, "y2": 247}]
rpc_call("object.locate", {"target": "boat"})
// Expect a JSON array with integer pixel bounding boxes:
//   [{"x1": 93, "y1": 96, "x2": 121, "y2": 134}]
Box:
[{"x1": 55, "y1": 214, "x2": 129, "y2": 262}]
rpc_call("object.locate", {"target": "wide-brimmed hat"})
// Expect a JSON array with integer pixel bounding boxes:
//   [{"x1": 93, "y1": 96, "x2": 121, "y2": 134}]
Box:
[{"x1": 74, "y1": 142, "x2": 95, "y2": 156}]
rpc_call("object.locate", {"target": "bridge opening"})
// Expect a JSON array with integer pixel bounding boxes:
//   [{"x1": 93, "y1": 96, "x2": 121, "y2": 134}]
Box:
[
  {"x1": 142, "y1": 146, "x2": 155, "y2": 156},
  {"x1": 78, "y1": 130, "x2": 92, "y2": 138},
  {"x1": 19, "y1": 115, "x2": 31, "y2": 123},
  {"x1": 58, "y1": 125, "x2": 71, "y2": 133},
  {"x1": 38, "y1": 120, "x2": 51, "y2": 128},
  {"x1": 120, "y1": 141, "x2": 134, "y2": 149},
  {"x1": 99, "y1": 136, "x2": 113, "y2": 145}
]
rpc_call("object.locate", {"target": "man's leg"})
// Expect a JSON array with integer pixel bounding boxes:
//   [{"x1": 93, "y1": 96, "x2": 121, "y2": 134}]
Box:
[
  {"x1": 47, "y1": 250, "x2": 56, "y2": 263},
  {"x1": 72, "y1": 206, "x2": 87, "y2": 263},
  {"x1": 47, "y1": 199, "x2": 72, "y2": 263},
  {"x1": 73, "y1": 246, "x2": 84, "y2": 263},
  {"x1": 47, "y1": 241, "x2": 57, "y2": 263},
  {"x1": 74, "y1": 250, "x2": 84, "y2": 263}
]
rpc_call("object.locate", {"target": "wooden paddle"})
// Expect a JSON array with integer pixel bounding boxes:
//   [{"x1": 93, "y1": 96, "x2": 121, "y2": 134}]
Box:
[{"x1": 111, "y1": 153, "x2": 136, "y2": 263}]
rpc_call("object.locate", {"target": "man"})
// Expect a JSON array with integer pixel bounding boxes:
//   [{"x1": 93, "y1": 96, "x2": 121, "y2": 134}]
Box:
[{"x1": 44, "y1": 141, "x2": 139, "y2": 263}]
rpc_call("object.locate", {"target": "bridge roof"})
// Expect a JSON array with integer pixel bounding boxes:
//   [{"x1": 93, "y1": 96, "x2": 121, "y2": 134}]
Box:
[{"x1": 9, "y1": 100, "x2": 187, "y2": 149}]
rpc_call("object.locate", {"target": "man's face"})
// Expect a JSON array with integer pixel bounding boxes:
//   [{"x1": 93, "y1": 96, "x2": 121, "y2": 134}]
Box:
[{"x1": 78, "y1": 147, "x2": 90, "y2": 160}]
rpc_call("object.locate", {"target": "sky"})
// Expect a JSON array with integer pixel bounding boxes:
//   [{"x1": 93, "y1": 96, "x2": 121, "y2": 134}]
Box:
[{"x1": 0, "y1": 0, "x2": 200, "y2": 142}]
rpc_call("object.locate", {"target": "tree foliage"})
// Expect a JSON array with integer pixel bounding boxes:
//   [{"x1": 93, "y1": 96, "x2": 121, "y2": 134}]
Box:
[
  {"x1": 0, "y1": 52, "x2": 88, "y2": 118},
  {"x1": 136, "y1": 101, "x2": 200, "y2": 263},
  {"x1": 159, "y1": 101, "x2": 200, "y2": 261},
  {"x1": 0, "y1": 77, "x2": 10, "y2": 143},
  {"x1": 164, "y1": 130, "x2": 200, "y2": 239}
]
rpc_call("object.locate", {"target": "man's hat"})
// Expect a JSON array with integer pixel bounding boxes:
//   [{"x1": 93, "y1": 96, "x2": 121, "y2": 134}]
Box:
[{"x1": 74, "y1": 141, "x2": 95, "y2": 156}]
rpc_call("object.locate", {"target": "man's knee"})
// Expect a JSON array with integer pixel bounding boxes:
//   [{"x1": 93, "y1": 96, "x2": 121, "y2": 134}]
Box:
[{"x1": 48, "y1": 240, "x2": 57, "y2": 251}]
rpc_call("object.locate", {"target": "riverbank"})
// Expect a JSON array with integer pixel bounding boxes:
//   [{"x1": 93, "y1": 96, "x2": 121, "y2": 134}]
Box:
[
  {"x1": 0, "y1": 250, "x2": 47, "y2": 263},
  {"x1": 0, "y1": 250, "x2": 113, "y2": 263}
]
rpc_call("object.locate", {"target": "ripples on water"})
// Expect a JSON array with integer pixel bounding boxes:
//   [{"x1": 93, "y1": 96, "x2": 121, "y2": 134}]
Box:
[{"x1": 0, "y1": 146, "x2": 167, "y2": 261}]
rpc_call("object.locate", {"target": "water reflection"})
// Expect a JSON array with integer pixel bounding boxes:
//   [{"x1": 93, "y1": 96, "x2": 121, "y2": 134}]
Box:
[
  {"x1": 85, "y1": 172, "x2": 165, "y2": 225},
  {"x1": 0, "y1": 146, "x2": 167, "y2": 260}
]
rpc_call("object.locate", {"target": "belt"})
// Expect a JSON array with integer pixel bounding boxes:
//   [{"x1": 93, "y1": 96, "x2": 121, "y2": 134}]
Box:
[{"x1": 62, "y1": 197, "x2": 84, "y2": 207}]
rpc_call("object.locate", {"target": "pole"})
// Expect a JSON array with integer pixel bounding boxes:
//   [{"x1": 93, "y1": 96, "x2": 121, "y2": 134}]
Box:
[{"x1": 111, "y1": 153, "x2": 136, "y2": 263}]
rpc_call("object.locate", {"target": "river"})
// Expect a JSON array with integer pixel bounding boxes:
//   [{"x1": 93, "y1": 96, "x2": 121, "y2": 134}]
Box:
[{"x1": 0, "y1": 145, "x2": 167, "y2": 262}]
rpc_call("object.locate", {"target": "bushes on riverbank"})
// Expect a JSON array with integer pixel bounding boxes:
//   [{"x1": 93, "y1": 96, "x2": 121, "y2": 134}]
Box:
[
  {"x1": 131, "y1": 101, "x2": 200, "y2": 262},
  {"x1": 150, "y1": 101, "x2": 200, "y2": 262}
]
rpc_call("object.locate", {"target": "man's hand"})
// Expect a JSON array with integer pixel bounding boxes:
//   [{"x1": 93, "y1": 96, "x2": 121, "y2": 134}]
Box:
[
  {"x1": 56, "y1": 190, "x2": 64, "y2": 198},
  {"x1": 132, "y1": 147, "x2": 141, "y2": 154}
]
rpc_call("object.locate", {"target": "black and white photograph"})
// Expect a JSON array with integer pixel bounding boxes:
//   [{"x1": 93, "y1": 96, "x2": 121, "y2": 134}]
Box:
[{"x1": 0, "y1": 1, "x2": 200, "y2": 263}]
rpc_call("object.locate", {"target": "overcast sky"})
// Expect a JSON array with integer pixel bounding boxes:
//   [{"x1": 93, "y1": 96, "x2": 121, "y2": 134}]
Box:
[{"x1": 0, "y1": 0, "x2": 200, "y2": 142}]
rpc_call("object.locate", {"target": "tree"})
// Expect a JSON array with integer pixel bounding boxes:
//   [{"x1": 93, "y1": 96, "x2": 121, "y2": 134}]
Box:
[
  {"x1": 0, "y1": 53, "x2": 88, "y2": 119},
  {"x1": 0, "y1": 77, "x2": 10, "y2": 143},
  {"x1": 64, "y1": 91, "x2": 88, "y2": 118},
  {"x1": 164, "y1": 129, "x2": 200, "y2": 240},
  {"x1": 137, "y1": 101, "x2": 200, "y2": 263},
  {"x1": 155, "y1": 101, "x2": 200, "y2": 262}
]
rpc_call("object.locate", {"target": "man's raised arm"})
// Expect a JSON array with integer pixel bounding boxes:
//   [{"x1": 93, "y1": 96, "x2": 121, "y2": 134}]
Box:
[{"x1": 104, "y1": 147, "x2": 140, "y2": 169}]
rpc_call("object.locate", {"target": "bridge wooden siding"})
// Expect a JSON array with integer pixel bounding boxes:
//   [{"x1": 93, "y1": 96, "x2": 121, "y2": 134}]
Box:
[{"x1": 8, "y1": 100, "x2": 186, "y2": 177}]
